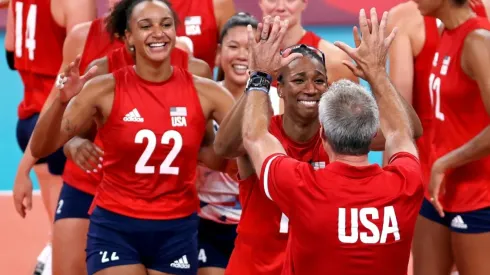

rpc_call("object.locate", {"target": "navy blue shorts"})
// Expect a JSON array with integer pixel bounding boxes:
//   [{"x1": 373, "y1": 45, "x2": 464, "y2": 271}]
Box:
[
  {"x1": 86, "y1": 207, "x2": 198, "y2": 275},
  {"x1": 419, "y1": 198, "x2": 490, "y2": 233},
  {"x1": 54, "y1": 183, "x2": 94, "y2": 221},
  {"x1": 198, "y1": 218, "x2": 237, "y2": 269},
  {"x1": 16, "y1": 113, "x2": 66, "y2": 175}
]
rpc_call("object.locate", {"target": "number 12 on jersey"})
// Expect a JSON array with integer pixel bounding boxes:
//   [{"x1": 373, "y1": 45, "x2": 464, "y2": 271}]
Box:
[
  {"x1": 429, "y1": 74, "x2": 445, "y2": 121},
  {"x1": 15, "y1": 2, "x2": 37, "y2": 60}
]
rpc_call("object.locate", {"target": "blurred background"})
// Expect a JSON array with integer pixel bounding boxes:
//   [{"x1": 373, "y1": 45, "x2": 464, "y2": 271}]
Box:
[{"x1": 0, "y1": 0, "x2": 403, "y2": 273}]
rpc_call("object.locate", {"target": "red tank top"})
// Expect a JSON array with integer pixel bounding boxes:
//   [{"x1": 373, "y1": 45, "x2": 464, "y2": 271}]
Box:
[
  {"x1": 297, "y1": 31, "x2": 322, "y2": 48},
  {"x1": 471, "y1": 0, "x2": 488, "y2": 17},
  {"x1": 173, "y1": 0, "x2": 218, "y2": 68},
  {"x1": 63, "y1": 47, "x2": 192, "y2": 195},
  {"x1": 429, "y1": 17, "x2": 490, "y2": 212},
  {"x1": 12, "y1": 0, "x2": 66, "y2": 119},
  {"x1": 79, "y1": 17, "x2": 125, "y2": 73},
  {"x1": 93, "y1": 66, "x2": 206, "y2": 219},
  {"x1": 413, "y1": 17, "x2": 439, "y2": 190}
]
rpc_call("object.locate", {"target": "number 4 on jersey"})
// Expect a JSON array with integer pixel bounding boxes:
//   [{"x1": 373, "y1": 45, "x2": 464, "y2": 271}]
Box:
[{"x1": 15, "y1": 2, "x2": 37, "y2": 60}]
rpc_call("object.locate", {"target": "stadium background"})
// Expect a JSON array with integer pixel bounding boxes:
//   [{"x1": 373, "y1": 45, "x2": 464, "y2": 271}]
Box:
[{"x1": 0, "y1": 0, "x2": 406, "y2": 273}]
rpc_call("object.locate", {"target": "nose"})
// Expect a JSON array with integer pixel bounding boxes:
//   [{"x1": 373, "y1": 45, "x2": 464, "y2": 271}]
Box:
[
  {"x1": 237, "y1": 47, "x2": 248, "y2": 60},
  {"x1": 304, "y1": 80, "x2": 317, "y2": 95},
  {"x1": 275, "y1": 0, "x2": 286, "y2": 12},
  {"x1": 151, "y1": 25, "x2": 165, "y2": 39}
]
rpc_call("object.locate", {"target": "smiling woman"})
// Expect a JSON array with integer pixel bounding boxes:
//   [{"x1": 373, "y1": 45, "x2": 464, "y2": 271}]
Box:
[{"x1": 28, "y1": 0, "x2": 237, "y2": 274}]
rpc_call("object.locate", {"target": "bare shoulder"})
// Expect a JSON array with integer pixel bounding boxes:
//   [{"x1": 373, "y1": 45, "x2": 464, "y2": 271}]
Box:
[
  {"x1": 193, "y1": 75, "x2": 232, "y2": 98},
  {"x1": 86, "y1": 56, "x2": 109, "y2": 75},
  {"x1": 462, "y1": 29, "x2": 490, "y2": 74},
  {"x1": 82, "y1": 73, "x2": 116, "y2": 99},
  {"x1": 188, "y1": 57, "x2": 213, "y2": 79},
  {"x1": 63, "y1": 21, "x2": 92, "y2": 58},
  {"x1": 387, "y1": 2, "x2": 424, "y2": 35},
  {"x1": 318, "y1": 39, "x2": 358, "y2": 82},
  {"x1": 212, "y1": 0, "x2": 236, "y2": 30}
]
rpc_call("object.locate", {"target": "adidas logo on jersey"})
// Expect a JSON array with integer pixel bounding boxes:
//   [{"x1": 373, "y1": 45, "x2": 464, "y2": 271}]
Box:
[
  {"x1": 451, "y1": 215, "x2": 468, "y2": 229},
  {"x1": 170, "y1": 255, "x2": 190, "y2": 269},
  {"x1": 123, "y1": 108, "x2": 144, "y2": 122}
]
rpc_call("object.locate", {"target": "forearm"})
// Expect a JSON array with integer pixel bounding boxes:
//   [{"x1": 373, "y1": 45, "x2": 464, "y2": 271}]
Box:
[
  {"x1": 438, "y1": 126, "x2": 490, "y2": 169},
  {"x1": 369, "y1": 73, "x2": 413, "y2": 139},
  {"x1": 214, "y1": 93, "x2": 247, "y2": 157},
  {"x1": 30, "y1": 95, "x2": 68, "y2": 158},
  {"x1": 242, "y1": 90, "x2": 272, "y2": 146},
  {"x1": 18, "y1": 144, "x2": 39, "y2": 173}
]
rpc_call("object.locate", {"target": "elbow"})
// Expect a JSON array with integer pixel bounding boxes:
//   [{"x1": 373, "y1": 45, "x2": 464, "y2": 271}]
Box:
[{"x1": 30, "y1": 142, "x2": 45, "y2": 159}]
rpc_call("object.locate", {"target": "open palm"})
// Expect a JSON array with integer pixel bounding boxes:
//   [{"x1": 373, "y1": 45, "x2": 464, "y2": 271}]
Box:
[{"x1": 57, "y1": 55, "x2": 98, "y2": 103}]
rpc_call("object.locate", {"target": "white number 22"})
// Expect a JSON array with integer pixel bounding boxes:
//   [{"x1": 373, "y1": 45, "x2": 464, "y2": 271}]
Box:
[
  {"x1": 15, "y1": 2, "x2": 37, "y2": 60},
  {"x1": 429, "y1": 74, "x2": 445, "y2": 121},
  {"x1": 135, "y1": 129, "x2": 182, "y2": 175},
  {"x1": 279, "y1": 213, "x2": 289, "y2": 233}
]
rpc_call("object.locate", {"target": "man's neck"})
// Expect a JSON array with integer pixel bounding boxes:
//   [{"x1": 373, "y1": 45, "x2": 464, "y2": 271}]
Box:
[
  {"x1": 329, "y1": 154, "x2": 370, "y2": 167},
  {"x1": 281, "y1": 23, "x2": 307, "y2": 48},
  {"x1": 282, "y1": 113, "x2": 320, "y2": 143}
]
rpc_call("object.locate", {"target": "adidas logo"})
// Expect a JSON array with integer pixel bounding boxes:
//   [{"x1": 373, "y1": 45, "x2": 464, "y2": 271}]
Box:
[
  {"x1": 451, "y1": 215, "x2": 468, "y2": 229},
  {"x1": 170, "y1": 255, "x2": 190, "y2": 269},
  {"x1": 123, "y1": 108, "x2": 144, "y2": 122}
]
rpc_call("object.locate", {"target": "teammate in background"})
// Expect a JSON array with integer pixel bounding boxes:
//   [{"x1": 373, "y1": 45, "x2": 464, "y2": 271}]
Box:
[
  {"x1": 30, "y1": 0, "x2": 236, "y2": 274},
  {"x1": 214, "y1": 15, "x2": 422, "y2": 275},
  {"x1": 258, "y1": 0, "x2": 358, "y2": 112},
  {"x1": 386, "y1": 1, "x2": 488, "y2": 274},
  {"x1": 5, "y1": 0, "x2": 96, "y2": 274},
  {"x1": 173, "y1": 0, "x2": 236, "y2": 68},
  {"x1": 415, "y1": 0, "x2": 490, "y2": 274},
  {"x1": 240, "y1": 11, "x2": 423, "y2": 275},
  {"x1": 195, "y1": 13, "x2": 258, "y2": 275}
]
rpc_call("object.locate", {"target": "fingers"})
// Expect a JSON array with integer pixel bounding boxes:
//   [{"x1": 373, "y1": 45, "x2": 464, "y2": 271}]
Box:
[
  {"x1": 334, "y1": 41, "x2": 356, "y2": 59},
  {"x1": 247, "y1": 24, "x2": 256, "y2": 62},
  {"x1": 268, "y1": 16, "x2": 281, "y2": 44},
  {"x1": 25, "y1": 190, "x2": 32, "y2": 211},
  {"x1": 260, "y1": 16, "x2": 272, "y2": 41},
  {"x1": 358, "y1": 9, "x2": 370, "y2": 41},
  {"x1": 434, "y1": 199, "x2": 445, "y2": 218},
  {"x1": 341, "y1": 60, "x2": 364, "y2": 78},
  {"x1": 353, "y1": 26, "x2": 361, "y2": 48},
  {"x1": 384, "y1": 27, "x2": 398, "y2": 49},
  {"x1": 379, "y1": 11, "x2": 389, "y2": 41},
  {"x1": 273, "y1": 19, "x2": 289, "y2": 50},
  {"x1": 13, "y1": 195, "x2": 26, "y2": 218},
  {"x1": 255, "y1": 22, "x2": 263, "y2": 43},
  {"x1": 55, "y1": 73, "x2": 67, "y2": 90},
  {"x1": 369, "y1": 8, "x2": 379, "y2": 35}
]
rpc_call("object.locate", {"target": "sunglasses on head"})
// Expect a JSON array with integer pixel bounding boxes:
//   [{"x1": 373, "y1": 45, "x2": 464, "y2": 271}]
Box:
[{"x1": 280, "y1": 44, "x2": 326, "y2": 64}]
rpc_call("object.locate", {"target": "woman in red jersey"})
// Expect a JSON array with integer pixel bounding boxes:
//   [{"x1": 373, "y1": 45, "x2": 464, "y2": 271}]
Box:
[
  {"x1": 258, "y1": 0, "x2": 358, "y2": 113},
  {"x1": 194, "y1": 13, "x2": 259, "y2": 275},
  {"x1": 386, "y1": 1, "x2": 489, "y2": 275},
  {"x1": 412, "y1": 0, "x2": 490, "y2": 274},
  {"x1": 29, "y1": 1, "x2": 235, "y2": 275}
]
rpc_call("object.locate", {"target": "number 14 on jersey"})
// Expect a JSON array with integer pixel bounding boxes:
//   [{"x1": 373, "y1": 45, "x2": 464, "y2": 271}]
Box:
[{"x1": 14, "y1": 2, "x2": 37, "y2": 60}]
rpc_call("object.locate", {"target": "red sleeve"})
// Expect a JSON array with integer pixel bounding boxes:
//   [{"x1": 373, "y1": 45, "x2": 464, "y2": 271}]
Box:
[
  {"x1": 259, "y1": 153, "x2": 311, "y2": 216},
  {"x1": 386, "y1": 152, "x2": 423, "y2": 190}
]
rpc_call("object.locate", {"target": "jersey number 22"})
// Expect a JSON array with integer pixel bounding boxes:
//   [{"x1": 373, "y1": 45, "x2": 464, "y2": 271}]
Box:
[
  {"x1": 14, "y1": 2, "x2": 37, "y2": 60},
  {"x1": 135, "y1": 129, "x2": 182, "y2": 175}
]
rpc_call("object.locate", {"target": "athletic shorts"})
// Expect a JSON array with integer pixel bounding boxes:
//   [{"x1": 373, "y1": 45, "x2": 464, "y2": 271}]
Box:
[
  {"x1": 86, "y1": 207, "x2": 198, "y2": 275},
  {"x1": 419, "y1": 198, "x2": 490, "y2": 233},
  {"x1": 54, "y1": 183, "x2": 94, "y2": 221},
  {"x1": 198, "y1": 218, "x2": 237, "y2": 269},
  {"x1": 16, "y1": 113, "x2": 66, "y2": 175}
]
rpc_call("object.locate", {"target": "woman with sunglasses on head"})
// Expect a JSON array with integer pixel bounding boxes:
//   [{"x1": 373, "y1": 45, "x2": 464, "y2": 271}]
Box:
[
  {"x1": 29, "y1": 0, "x2": 236, "y2": 274},
  {"x1": 195, "y1": 13, "x2": 263, "y2": 275},
  {"x1": 214, "y1": 15, "x2": 423, "y2": 274}
]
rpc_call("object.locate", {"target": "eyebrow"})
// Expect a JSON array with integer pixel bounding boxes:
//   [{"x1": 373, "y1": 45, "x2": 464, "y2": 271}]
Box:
[{"x1": 137, "y1": 16, "x2": 173, "y2": 23}]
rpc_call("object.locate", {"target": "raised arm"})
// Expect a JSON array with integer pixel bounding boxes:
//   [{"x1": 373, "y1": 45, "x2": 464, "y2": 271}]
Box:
[
  {"x1": 213, "y1": 93, "x2": 247, "y2": 158},
  {"x1": 335, "y1": 9, "x2": 418, "y2": 159},
  {"x1": 30, "y1": 58, "x2": 109, "y2": 158},
  {"x1": 60, "y1": 0, "x2": 97, "y2": 32}
]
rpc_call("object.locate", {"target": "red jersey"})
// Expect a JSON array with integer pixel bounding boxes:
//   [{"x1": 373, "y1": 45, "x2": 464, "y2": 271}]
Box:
[
  {"x1": 226, "y1": 115, "x2": 329, "y2": 275},
  {"x1": 63, "y1": 46, "x2": 191, "y2": 195},
  {"x1": 297, "y1": 31, "x2": 321, "y2": 48},
  {"x1": 173, "y1": 0, "x2": 218, "y2": 68},
  {"x1": 12, "y1": 0, "x2": 66, "y2": 119},
  {"x1": 79, "y1": 17, "x2": 124, "y2": 73},
  {"x1": 93, "y1": 66, "x2": 205, "y2": 219},
  {"x1": 259, "y1": 152, "x2": 423, "y2": 275},
  {"x1": 413, "y1": 17, "x2": 439, "y2": 190},
  {"x1": 429, "y1": 17, "x2": 490, "y2": 212}
]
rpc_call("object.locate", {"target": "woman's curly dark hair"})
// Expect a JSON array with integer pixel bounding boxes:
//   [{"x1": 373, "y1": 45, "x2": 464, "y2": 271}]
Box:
[{"x1": 105, "y1": 0, "x2": 180, "y2": 39}]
